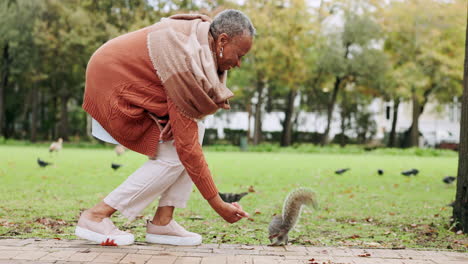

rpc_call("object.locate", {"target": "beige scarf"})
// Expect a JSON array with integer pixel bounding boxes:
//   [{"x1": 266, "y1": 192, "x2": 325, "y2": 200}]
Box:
[{"x1": 147, "y1": 14, "x2": 233, "y2": 120}]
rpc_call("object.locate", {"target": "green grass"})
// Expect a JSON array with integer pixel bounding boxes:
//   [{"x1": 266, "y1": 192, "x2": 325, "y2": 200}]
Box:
[{"x1": 0, "y1": 145, "x2": 466, "y2": 251}]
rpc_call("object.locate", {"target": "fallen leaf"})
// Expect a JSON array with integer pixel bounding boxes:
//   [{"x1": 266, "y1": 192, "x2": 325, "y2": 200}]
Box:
[
  {"x1": 187, "y1": 216, "x2": 204, "y2": 221},
  {"x1": 247, "y1": 218, "x2": 255, "y2": 222},
  {"x1": 240, "y1": 245, "x2": 255, "y2": 250},
  {"x1": 34, "y1": 218, "x2": 69, "y2": 228},
  {"x1": 254, "y1": 209, "x2": 262, "y2": 215},
  {"x1": 363, "y1": 242, "x2": 382, "y2": 247},
  {"x1": 358, "y1": 253, "x2": 371, "y2": 257},
  {"x1": 248, "y1": 186, "x2": 256, "y2": 193}
]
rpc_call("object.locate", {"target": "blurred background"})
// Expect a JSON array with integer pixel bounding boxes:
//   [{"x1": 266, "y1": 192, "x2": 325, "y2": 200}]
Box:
[{"x1": 0, "y1": 0, "x2": 465, "y2": 149}]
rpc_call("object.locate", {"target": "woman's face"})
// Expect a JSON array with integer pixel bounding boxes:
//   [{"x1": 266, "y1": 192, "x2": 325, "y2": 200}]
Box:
[{"x1": 216, "y1": 33, "x2": 253, "y2": 72}]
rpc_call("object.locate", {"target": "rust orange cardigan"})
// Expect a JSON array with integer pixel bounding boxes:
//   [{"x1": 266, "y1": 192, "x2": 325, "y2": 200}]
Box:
[{"x1": 82, "y1": 26, "x2": 218, "y2": 200}]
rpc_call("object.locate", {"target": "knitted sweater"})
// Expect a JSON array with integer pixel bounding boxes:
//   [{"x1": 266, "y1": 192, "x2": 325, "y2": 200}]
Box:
[{"x1": 82, "y1": 26, "x2": 218, "y2": 200}]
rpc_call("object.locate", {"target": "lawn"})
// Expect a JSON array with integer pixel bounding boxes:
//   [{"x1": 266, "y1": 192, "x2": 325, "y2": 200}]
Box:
[{"x1": 0, "y1": 145, "x2": 466, "y2": 251}]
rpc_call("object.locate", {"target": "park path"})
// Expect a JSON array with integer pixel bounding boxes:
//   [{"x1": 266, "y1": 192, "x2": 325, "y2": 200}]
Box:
[{"x1": 0, "y1": 238, "x2": 466, "y2": 264}]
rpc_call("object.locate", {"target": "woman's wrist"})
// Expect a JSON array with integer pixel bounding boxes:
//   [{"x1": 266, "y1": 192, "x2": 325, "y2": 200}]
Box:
[{"x1": 207, "y1": 194, "x2": 224, "y2": 209}]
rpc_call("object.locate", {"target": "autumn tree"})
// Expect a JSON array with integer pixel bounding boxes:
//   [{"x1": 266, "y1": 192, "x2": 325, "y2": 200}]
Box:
[
  {"x1": 382, "y1": 0, "x2": 465, "y2": 147},
  {"x1": 317, "y1": 0, "x2": 386, "y2": 144}
]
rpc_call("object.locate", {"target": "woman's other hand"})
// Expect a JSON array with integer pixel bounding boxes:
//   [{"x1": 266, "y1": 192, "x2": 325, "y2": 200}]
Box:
[{"x1": 208, "y1": 195, "x2": 249, "y2": 223}]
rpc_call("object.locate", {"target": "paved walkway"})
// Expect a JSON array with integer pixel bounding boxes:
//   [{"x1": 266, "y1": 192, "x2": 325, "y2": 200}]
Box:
[{"x1": 0, "y1": 239, "x2": 466, "y2": 264}]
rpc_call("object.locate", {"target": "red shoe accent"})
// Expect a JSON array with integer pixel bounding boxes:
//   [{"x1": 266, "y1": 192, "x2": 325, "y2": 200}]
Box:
[{"x1": 100, "y1": 238, "x2": 118, "y2": 246}]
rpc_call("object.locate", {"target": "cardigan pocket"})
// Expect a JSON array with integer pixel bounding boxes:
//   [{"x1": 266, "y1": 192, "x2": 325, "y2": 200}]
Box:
[{"x1": 108, "y1": 89, "x2": 151, "y2": 141}]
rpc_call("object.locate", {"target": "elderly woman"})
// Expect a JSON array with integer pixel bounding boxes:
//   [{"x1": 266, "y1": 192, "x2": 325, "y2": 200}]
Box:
[{"x1": 76, "y1": 9, "x2": 255, "y2": 246}]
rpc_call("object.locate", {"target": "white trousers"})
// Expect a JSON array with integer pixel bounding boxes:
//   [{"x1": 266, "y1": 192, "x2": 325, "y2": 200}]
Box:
[{"x1": 101, "y1": 121, "x2": 205, "y2": 221}]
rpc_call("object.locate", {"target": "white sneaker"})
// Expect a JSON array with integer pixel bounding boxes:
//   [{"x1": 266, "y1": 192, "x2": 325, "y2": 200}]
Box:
[
  {"x1": 75, "y1": 215, "x2": 134, "y2": 246},
  {"x1": 146, "y1": 220, "x2": 202, "y2": 246}
]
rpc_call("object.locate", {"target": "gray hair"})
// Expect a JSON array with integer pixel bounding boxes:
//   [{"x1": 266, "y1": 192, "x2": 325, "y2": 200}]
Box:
[{"x1": 210, "y1": 9, "x2": 256, "y2": 40}]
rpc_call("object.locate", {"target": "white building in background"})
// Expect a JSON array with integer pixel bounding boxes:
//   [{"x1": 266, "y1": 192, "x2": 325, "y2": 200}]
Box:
[
  {"x1": 373, "y1": 98, "x2": 461, "y2": 147},
  {"x1": 203, "y1": 98, "x2": 461, "y2": 147}
]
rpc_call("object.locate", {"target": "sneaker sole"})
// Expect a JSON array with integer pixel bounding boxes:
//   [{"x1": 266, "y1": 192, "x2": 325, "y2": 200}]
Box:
[
  {"x1": 146, "y1": 233, "x2": 202, "y2": 246},
  {"x1": 75, "y1": 226, "x2": 134, "y2": 246}
]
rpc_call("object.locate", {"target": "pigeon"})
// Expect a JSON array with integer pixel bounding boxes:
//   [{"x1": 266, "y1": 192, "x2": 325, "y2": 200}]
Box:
[
  {"x1": 377, "y1": 169, "x2": 384, "y2": 175},
  {"x1": 443, "y1": 176, "x2": 456, "y2": 184},
  {"x1": 37, "y1": 158, "x2": 52, "y2": 167},
  {"x1": 111, "y1": 163, "x2": 122, "y2": 170},
  {"x1": 49, "y1": 138, "x2": 63, "y2": 153},
  {"x1": 401, "y1": 169, "x2": 418, "y2": 177},
  {"x1": 335, "y1": 168, "x2": 350, "y2": 175},
  {"x1": 219, "y1": 192, "x2": 248, "y2": 203}
]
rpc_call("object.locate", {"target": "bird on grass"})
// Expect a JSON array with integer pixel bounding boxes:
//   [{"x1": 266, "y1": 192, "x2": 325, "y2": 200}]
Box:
[
  {"x1": 37, "y1": 158, "x2": 52, "y2": 168},
  {"x1": 111, "y1": 163, "x2": 123, "y2": 170},
  {"x1": 219, "y1": 192, "x2": 248, "y2": 203},
  {"x1": 377, "y1": 169, "x2": 384, "y2": 175},
  {"x1": 443, "y1": 176, "x2": 456, "y2": 184},
  {"x1": 49, "y1": 138, "x2": 63, "y2": 153},
  {"x1": 401, "y1": 169, "x2": 419, "y2": 177},
  {"x1": 335, "y1": 168, "x2": 350, "y2": 175}
]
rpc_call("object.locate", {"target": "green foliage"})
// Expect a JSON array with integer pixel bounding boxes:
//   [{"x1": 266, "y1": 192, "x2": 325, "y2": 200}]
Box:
[
  {"x1": 0, "y1": 0, "x2": 465, "y2": 149},
  {"x1": 382, "y1": 0, "x2": 465, "y2": 103}
]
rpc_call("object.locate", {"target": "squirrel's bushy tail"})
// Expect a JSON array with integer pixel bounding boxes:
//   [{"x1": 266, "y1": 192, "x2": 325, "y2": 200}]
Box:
[{"x1": 281, "y1": 188, "x2": 318, "y2": 231}]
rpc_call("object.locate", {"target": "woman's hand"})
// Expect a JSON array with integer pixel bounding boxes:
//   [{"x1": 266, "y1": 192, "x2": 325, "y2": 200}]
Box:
[
  {"x1": 208, "y1": 195, "x2": 249, "y2": 223},
  {"x1": 147, "y1": 113, "x2": 173, "y2": 141}
]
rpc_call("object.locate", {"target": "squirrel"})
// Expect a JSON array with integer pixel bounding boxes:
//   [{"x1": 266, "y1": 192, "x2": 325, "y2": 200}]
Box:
[{"x1": 268, "y1": 188, "x2": 318, "y2": 246}]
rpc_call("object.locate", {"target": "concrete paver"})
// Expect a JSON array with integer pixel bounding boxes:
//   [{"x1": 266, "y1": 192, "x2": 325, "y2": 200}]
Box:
[
  {"x1": 119, "y1": 253, "x2": 152, "y2": 264},
  {"x1": 0, "y1": 239, "x2": 465, "y2": 264}
]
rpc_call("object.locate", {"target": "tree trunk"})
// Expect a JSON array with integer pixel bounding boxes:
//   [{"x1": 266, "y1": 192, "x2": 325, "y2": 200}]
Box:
[
  {"x1": 39, "y1": 90, "x2": 45, "y2": 139},
  {"x1": 253, "y1": 80, "x2": 264, "y2": 145},
  {"x1": 246, "y1": 102, "x2": 252, "y2": 142},
  {"x1": 388, "y1": 98, "x2": 400, "y2": 147},
  {"x1": 20, "y1": 87, "x2": 32, "y2": 139},
  {"x1": 339, "y1": 109, "x2": 346, "y2": 147},
  {"x1": 30, "y1": 84, "x2": 38, "y2": 142},
  {"x1": 58, "y1": 93, "x2": 69, "y2": 140},
  {"x1": 280, "y1": 89, "x2": 297, "y2": 147},
  {"x1": 0, "y1": 43, "x2": 11, "y2": 138},
  {"x1": 86, "y1": 113, "x2": 92, "y2": 139},
  {"x1": 410, "y1": 91, "x2": 420, "y2": 147},
  {"x1": 452, "y1": 13, "x2": 468, "y2": 232},
  {"x1": 322, "y1": 43, "x2": 350, "y2": 145},
  {"x1": 321, "y1": 76, "x2": 342, "y2": 145},
  {"x1": 50, "y1": 95, "x2": 57, "y2": 140}
]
